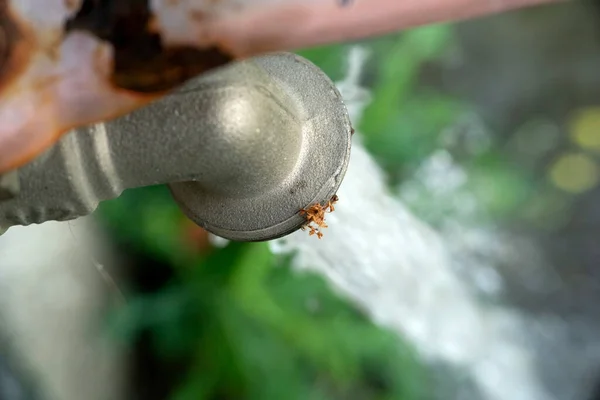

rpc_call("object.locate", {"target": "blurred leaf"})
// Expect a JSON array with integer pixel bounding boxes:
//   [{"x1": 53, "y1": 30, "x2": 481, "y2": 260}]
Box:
[
  {"x1": 360, "y1": 25, "x2": 454, "y2": 137},
  {"x1": 404, "y1": 24, "x2": 454, "y2": 60},
  {"x1": 227, "y1": 244, "x2": 358, "y2": 382},
  {"x1": 467, "y1": 154, "x2": 534, "y2": 218},
  {"x1": 519, "y1": 185, "x2": 572, "y2": 230},
  {"x1": 364, "y1": 93, "x2": 465, "y2": 183},
  {"x1": 297, "y1": 44, "x2": 349, "y2": 82},
  {"x1": 96, "y1": 185, "x2": 193, "y2": 266}
]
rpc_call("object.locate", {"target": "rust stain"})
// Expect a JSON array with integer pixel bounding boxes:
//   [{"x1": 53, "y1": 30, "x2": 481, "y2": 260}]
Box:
[
  {"x1": 112, "y1": 45, "x2": 231, "y2": 93},
  {"x1": 3, "y1": 95, "x2": 60, "y2": 172},
  {"x1": 43, "y1": 35, "x2": 65, "y2": 62},
  {"x1": 189, "y1": 9, "x2": 207, "y2": 22},
  {"x1": 64, "y1": 0, "x2": 81, "y2": 12},
  {"x1": 0, "y1": 0, "x2": 238, "y2": 173},
  {"x1": 146, "y1": 15, "x2": 160, "y2": 34},
  {"x1": 0, "y1": 93, "x2": 158, "y2": 173},
  {"x1": 67, "y1": 0, "x2": 234, "y2": 93},
  {"x1": 0, "y1": 2, "x2": 34, "y2": 94},
  {"x1": 0, "y1": 33, "x2": 162, "y2": 173}
]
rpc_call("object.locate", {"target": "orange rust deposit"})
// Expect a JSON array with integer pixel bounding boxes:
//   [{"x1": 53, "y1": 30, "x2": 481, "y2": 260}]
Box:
[
  {"x1": 0, "y1": 2, "x2": 32, "y2": 93},
  {"x1": 299, "y1": 194, "x2": 338, "y2": 239},
  {"x1": 0, "y1": 0, "x2": 235, "y2": 174}
]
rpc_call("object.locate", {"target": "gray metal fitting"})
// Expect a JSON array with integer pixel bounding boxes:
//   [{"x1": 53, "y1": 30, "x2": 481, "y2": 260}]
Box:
[
  {"x1": 0, "y1": 171, "x2": 18, "y2": 202},
  {"x1": 0, "y1": 53, "x2": 352, "y2": 241}
]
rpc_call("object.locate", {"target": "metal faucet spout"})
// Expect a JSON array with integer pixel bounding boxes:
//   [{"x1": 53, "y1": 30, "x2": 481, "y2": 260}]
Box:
[{"x1": 0, "y1": 53, "x2": 352, "y2": 241}]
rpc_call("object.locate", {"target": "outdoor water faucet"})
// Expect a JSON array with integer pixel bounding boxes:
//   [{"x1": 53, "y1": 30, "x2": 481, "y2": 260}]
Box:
[{"x1": 0, "y1": 53, "x2": 352, "y2": 241}]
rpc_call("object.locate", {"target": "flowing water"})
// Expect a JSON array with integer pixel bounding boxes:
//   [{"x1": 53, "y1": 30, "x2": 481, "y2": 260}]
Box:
[{"x1": 270, "y1": 44, "x2": 600, "y2": 400}]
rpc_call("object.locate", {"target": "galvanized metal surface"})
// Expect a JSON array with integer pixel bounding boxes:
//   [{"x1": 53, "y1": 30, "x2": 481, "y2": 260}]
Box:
[
  {"x1": 0, "y1": 172, "x2": 19, "y2": 202},
  {"x1": 0, "y1": 53, "x2": 352, "y2": 242}
]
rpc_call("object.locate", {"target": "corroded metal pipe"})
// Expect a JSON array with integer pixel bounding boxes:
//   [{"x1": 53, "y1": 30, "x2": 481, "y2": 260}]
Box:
[
  {"x1": 0, "y1": 53, "x2": 352, "y2": 241},
  {"x1": 0, "y1": 0, "x2": 562, "y2": 173}
]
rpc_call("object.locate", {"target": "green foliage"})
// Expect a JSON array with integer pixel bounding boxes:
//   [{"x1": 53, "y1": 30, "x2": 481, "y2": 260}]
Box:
[
  {"x1": 297, "y1": 45, "x2": 349, "y2": 82},
  {"x1": 96, "y1": 187, "x2": 428, "y2": 400},
  {"x1": 98, "y1": 185, "x2": 193, "y2": 266},
  {"x1": 356, "y1": 25, "x2": 466, "y2": 183},
  {"x1": 466, "y1": 153, "x2": 535, "y2": 218},
  {"x1": 365, "y1": 92, "x2": 465, "y2": 184}
]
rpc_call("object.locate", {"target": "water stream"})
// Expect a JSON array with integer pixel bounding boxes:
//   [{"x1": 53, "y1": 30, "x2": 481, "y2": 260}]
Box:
[{"x1": 269, "y1": 46, "x2": 596, "y2": 400}]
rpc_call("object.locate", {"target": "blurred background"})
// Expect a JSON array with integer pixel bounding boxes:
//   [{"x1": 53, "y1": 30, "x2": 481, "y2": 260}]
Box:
[{"x1": 2, "y1": 1, "x2": 600, "y2": 399}]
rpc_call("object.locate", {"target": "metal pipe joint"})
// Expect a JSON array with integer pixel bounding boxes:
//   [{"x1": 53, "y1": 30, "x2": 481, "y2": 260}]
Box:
[{"x1": 0, "y1": 53, "x2": 352, "y2": 241}]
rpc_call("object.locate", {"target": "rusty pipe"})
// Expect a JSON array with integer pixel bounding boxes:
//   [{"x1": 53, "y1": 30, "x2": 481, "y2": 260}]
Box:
[
  {"x1": 0, "y1": 52, "x2": 352, "y2": 241},
  {"x1": 0, "y1": 0, "x2": 563, "y2": 174}
]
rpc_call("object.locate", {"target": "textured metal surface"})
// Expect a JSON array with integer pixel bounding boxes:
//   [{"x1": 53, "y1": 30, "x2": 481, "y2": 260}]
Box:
[
  {"x1": 169, "y1": 53, "x2": 352, "y2": 241},
  {"x1": 0, "y1": 172, "x2": 19, "y2": 202},
  {"x1": 0, "y1": 53, "x2": 352, "y2": 241}
]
